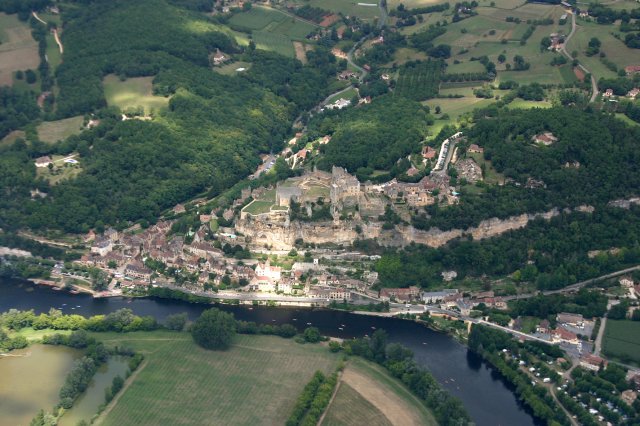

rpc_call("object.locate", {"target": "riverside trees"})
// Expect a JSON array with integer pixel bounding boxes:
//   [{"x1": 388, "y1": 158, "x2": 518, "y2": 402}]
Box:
[{"x1": 191, "y1": 308, "x2": 236, "y2": 350}]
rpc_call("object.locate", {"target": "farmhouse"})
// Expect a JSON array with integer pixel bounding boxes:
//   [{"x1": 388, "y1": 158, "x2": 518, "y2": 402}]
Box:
[
  {"x1": 212, "y1": 49, "x2": 228, "y2": 65},
  {"x1": 628, "y1": 88, "x2": 640, "y2": 99},
  {"x1": 338, "y1": 70, "x2": 357, "y2": 80},
  {"x1": 603, "y1": 89, "x2": 614, "y2": 98},
  {"x1": 533, "y1": 132, "x2": 558, "y2": 146},
  {"x1": 35, "y1": 156, "x2": 52, "y2": 167}
]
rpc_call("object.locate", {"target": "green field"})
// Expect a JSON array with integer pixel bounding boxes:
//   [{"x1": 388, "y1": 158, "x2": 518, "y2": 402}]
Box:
[
  {"x1": 0, "y1": 13, "x2": 40, "y2": 86},
  {"x1": 566, "y1": 19, "x2": 640, "y2": 80},
  {"x1": 229, "y1": 6, "x2": 316, "y2": 41},
  {"x1": 242, "y1": 200, "x2": 275, "y2": 215},
  {"x1": 323, "y1": 357, "x2": 437, "y2": 426},
  {"x1": 602, "y1": 319, "x2": 640, "y2": 365},
  {"x1": 252, "y1": 31, "x2": 295, "y2": 57},
  {"x1": 214, "y1": 61, "x2": 252, "y2": 75},
  {"x1": 103, "y1": 75, "x2": 169, "y2": 114},
  {"x1": 37, "y1": 116, "x2": 84, "y2": 143},
  {"x1": 45, "y1": 32, "x2": 62, "y2": 72},
  {"x1": 96, "y1": 332, "x2": 340, "y2": 426},
  {"x1": 395, "y1": 60, "x2": 442, "y2": 101},
  {"x1": 307, "y1": 0, "x2": 381, "y2": 21}
]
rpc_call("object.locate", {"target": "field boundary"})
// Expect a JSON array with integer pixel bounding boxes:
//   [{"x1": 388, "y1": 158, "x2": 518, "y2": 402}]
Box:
[{"x1": 94, "y1": 360, "x2": 148, "y2": 426}]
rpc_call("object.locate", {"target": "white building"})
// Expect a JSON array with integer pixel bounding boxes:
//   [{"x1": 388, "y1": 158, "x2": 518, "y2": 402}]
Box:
[{"x1": 255, "y1": 260, "x2": 281, "y2": 281}]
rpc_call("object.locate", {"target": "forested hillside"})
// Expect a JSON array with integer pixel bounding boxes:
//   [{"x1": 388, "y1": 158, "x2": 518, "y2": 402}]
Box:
[
  {"x1": 0, "y1": 0, "x2": 338, "y2": 233},
  {"x1": 413, "y1": 107, "x2": 640, "y2": 231},
  {"x1": 312, "y1": 96, "x2": 433, "y2": 173}
]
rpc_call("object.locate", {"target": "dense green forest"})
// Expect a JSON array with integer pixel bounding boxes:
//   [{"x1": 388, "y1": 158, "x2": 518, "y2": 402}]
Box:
[
  {"x1": 0, "y1": 0, "x2": 338, "y2": 233},
  {"x1": 0, "y1": 87, "x2": 40, "y2": 139},
  {"x1": 312, "y1": 96, "x2": 432, "y2": 173},
  {"x1": 368, "y1": 205, "x2": 640, "y2": 289},
  {"x1": 413, "y1": 107, "x2": 640, "y2": 231}
]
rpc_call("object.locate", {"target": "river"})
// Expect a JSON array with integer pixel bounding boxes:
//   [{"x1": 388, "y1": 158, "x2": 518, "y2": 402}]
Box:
[{"x1": 0, "y1": 277, "x2": 539, "y2": 426}]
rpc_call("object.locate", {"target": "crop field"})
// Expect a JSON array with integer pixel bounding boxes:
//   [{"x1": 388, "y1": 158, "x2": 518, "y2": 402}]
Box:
[
  {"x1": 602, "y1": 320, "x2": 640, "y2": 365},
  {"x1": 96, "y1": 332, "x2": 340, "y2": 426},
  {"x1": 423, "y1": 96, "x2": 496, "y2": 120},
  {"x1": 322, "y1": 383, "x2": 391, "y2": 426},
  {"x1": 307, "y1": 0, "x2": 381, "y2": 21},
  {"x1": 103, "y1": 75, "x2": 169, "y2": 114},
  {"x1": 322, "y1": 357, "x2": 437, "y2": 426},
  {"x1": 398, "y1": 11, "x2": 449, "y2": 35},
  {"x1": 229, "y1": 7, "x2": 316, "y2": 41},
  {"x1": 0, "y1": 13, "x2": 40, "y2": 86},
  {"x1": 395, "y1": 60, "x2": 442, "y2": 101},
  {"x1": 0, "y1": 130, "x2": 26, "y2": 146},
  {"x1": 566, "y1": 20, "x2": 640, "y2": 80},
  {"x1": 253, "y1": 30, "x2": 295, "y2": 57},
  {"x1": 386, "y1": 47, "x2": 428, "y2": 66},
  {"x1": 37, "y1": 116, "x2": 84, "y2": 143}
]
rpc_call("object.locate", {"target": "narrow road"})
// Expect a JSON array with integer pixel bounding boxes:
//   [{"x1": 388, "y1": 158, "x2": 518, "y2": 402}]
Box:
[
  {"x1": 504, "y1": 264, "x2": 640, "y2": 301},
  {"x1": 347, "y1": 37, "x2": 368, "y2": 80},
  {"x1": 31, "y1": 11, "x2": 46, "y2": 25},
  {"x1": 561, "y1": 13, "x2": 598, "y2": 102},
  {"x1": 593, "y1": 303, "x2": 611, "y2": 357}
]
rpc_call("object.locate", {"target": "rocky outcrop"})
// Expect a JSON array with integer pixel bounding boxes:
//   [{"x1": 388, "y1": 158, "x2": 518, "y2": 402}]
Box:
[{"x1": 236, "y1": 208, "x2": 570, "y2": 250}]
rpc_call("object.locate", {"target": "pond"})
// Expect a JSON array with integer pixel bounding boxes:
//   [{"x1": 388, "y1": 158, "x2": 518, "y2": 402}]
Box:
[{"x1": 0, "y1": 344, "x2": 80, "y2": 425}]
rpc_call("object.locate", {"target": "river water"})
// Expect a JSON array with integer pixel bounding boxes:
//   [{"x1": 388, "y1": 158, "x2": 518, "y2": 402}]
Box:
[{"x1": 0, "y1": 278, "x2": 538, "y2": 426}]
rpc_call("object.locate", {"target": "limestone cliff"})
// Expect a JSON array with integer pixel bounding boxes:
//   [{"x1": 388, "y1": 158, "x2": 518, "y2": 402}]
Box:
[{"x1": 235, "y1": 208, "x2": 565, "y2": 250}]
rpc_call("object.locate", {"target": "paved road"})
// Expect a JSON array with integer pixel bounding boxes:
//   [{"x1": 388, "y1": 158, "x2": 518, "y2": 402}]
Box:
[
  {"x1": 561, "y1": 13, "x2": 598, "y2": 102},
  {"x1": 593, "y1": 302, "x2": 612, "y2": 357},
  {"x1": 504, "y1": 264, "x2": 640, "y2": 301}
]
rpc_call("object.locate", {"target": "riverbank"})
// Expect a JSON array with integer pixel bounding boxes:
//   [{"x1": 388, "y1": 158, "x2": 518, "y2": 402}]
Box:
[
  {"x1": 30, "y1": 278, "x2": 95, "y2": 296},
  {"x1": 0, "y1": 277, "x2": 541, "y2": 426}
]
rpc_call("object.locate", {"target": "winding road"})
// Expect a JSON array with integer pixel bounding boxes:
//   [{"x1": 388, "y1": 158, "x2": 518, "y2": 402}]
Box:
[{"x1": 561, "y1": 13, "x2": 598, "y2": 102}]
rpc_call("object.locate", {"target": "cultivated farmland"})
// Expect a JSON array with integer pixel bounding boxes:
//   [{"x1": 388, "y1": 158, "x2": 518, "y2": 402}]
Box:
[
  {"x1": 395, "y1": 60, "x2": 443, "y2": 101},
  {"x1": 0, "y1": 13, "x2": 40, "y2": 86},
  {"x1": 322, "y1": 357, "x2": 437, "y2": 426},
  {"x1": 253, "y1": 30, "x2": 296, "y2": 57},
  {"x1": 602, "y1": 319, "x2": 640, "y2": 365},
  {"x1": 97, "y1": 332, "x2": 340, "y2": 426},
  {"x1": 229, "y1": 6, "x2": 316, "y2": 41}
]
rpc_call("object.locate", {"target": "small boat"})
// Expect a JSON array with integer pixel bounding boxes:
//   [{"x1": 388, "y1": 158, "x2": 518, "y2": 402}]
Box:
[
  {"x1": 422, "y1": 342, "x2": 427, "y2": 345},
  {"x1": 62, "y1": 303, "x2": 67, "y2": 306},
  {"x1": 292, "y1": 318, "x2": 297, "y2": 321},
  {"x1": 371, "y1": 326, "x2": 376, "y2": 330},
  {"x1": 76, "y1": 305, "x2": 81, "y2": 308},
  {"x1": 338, "y1": 327, "x2": 343, "y2": 330},
  {"x1": 71, "y1": 307, "x2": 75, "y2": 310},
  {"x1": 272, "y1": 319, "x2": 276, "y2": 322},
  {"x1": 450, "y1": 378, "x2": 456, "y2": 382},
  {"x1": 306, "y1": 322, "x2": 312, "y2": 325}
]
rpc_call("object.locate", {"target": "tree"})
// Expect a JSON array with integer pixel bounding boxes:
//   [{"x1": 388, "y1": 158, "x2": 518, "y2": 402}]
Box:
[
  {"x1": 191, "y1": 308, "x2": 236, "y2": 350},
  {"x1": 165, "y1": 312, "x2": 188, "y2": 331},
  {"x1": 303, "y1": 326, "x2": 321, "y2": 343},
  {"x1": 497, "y1": 53, "x2": 506, "y2": 63}
]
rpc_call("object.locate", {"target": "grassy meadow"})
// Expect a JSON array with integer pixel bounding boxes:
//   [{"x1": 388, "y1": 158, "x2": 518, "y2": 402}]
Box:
[
  {"x1": 37, "y1": 116, "x2": 85, "y2": 144},
  {"x1": 103, "y1": 75, "x2": 169, "y2": 114},
  {"x1": 0, "y1": 13, "x2": 40, "y2": 86},
  {"x1": 602, "y1": 319, "x2": 640, "y2": 365},
  {"x1": 96, "y1": 332, "x2": 340, "y2": 426},
  {"x1": 565, "y1": 19, "x2": 640, "y2": 80}
]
